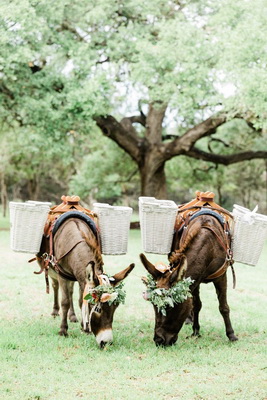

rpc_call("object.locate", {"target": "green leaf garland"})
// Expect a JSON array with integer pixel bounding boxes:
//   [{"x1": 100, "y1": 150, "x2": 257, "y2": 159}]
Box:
[
  {"x1": 144, "y1": 274, "x2": 194, "y2": 316},
  {"x1": 84, "y1": 281, "x2": 126, "y2": 306}
]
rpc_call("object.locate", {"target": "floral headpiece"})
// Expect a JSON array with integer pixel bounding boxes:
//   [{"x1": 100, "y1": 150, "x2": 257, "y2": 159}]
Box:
[
  {"x1": 142, "y1": 273, "x2": 194, "y2": 316},
  {"x1": 84, "y1": 276, "x2": 126, "y2": 306}
]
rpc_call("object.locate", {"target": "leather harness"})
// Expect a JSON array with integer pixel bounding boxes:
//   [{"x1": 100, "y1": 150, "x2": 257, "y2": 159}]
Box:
[
  {"x1": 175, "y1": 208, "x2": 236, "y2": 287},
  {"x1": 29, "y1": 201, "x2": 99, "y2": 293}
]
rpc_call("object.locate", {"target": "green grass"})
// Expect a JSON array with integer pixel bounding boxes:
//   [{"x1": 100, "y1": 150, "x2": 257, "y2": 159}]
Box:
[{"x1": 0, "y1": 221, "x2": 267, "y2": 399}]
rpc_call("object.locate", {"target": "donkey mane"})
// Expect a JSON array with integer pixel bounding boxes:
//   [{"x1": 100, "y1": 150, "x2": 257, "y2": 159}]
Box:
[
  {"x1": 170, "y1": 219, "x2": 203, "y2": 266},
  {"x1": 82, "y1": 231, "x2": 104, "y2": 268}
]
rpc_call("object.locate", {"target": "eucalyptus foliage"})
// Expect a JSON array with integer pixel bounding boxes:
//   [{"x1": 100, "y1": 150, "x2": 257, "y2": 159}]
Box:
[{"x1": 145, "y1": 274, "x2": 194, "y2": 316}]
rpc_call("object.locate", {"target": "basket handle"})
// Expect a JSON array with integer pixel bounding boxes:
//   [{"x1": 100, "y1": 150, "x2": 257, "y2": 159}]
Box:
[{"x1": 243, "y1": 205, "x2": 258, "y2": 225}]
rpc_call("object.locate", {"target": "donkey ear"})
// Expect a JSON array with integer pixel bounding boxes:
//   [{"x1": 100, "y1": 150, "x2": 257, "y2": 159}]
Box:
[
  {"x1": 86, "y1": 261, "x2": 100, "y2": 285},
  {"x1": 139, "y1": 253, "x2": 162, "y2": 280},
  {"x1": 169, "y1": 255, "x2": 187, "y2": 285},
  {"x1": 111, "y1": 263, "x2": 135, "y2": 286}
]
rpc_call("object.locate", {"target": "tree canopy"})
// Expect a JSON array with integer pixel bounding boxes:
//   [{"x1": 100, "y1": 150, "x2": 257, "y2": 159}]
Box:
[{"x1": 0, "y1": 0, "x2": 266, "y2": 209}]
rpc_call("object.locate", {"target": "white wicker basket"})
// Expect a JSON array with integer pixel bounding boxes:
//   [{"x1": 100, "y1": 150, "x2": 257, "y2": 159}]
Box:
[
  {"x1": 9, "y1": 202, "x2": 50, "y2": 253},
  {"x1": 139, "y1": 197, "x2": 178, "y2": 254},
  {"x1": 93, "y1": 203, "x2": 133, "y2": 255},
  {"x1": 26, "y1": 200, "x2": 52, "y2": 206},
  {"x1": 232, "y1": 204, "x2": 267, "y2": 266}
]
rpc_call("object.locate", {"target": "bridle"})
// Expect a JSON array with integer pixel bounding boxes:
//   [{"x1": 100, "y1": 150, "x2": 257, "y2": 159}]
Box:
[{"x1": 82, "y1": 274, "x2": 111, "y2": 333}]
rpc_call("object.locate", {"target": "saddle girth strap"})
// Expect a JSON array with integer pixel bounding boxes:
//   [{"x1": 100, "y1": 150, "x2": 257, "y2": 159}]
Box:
[
  {"x1": 206, "y1": 259, "x2": 229, "y2": 280},
  {"x1": 205, "y1": 259, "x2": 236, "y2": 289}
]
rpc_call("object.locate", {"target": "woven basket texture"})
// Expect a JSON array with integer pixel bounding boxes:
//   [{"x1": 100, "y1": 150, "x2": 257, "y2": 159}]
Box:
[
  {"x1": 93, "y1": 203, "x2": 132, "y2": 255},
  {"x1": 232, "y1": 204, "x2": 267, "y2": 266},
  {"x1": 9, "y1": 202, "x2": 50, "y2": 253},
  {"x1": 139, "y1": 197, "x2": 178, "y2": 254},
  {"x1": 26, "y1": 200, "x2": 52, "y2": 206}
]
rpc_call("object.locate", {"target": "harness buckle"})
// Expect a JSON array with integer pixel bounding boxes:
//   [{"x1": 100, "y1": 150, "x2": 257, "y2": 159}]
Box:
[{"x1": 47, "y1": 254, "x2": 56, "y2": 267}]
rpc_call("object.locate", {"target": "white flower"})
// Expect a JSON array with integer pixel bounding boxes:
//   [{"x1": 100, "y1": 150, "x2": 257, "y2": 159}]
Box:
[{"x1": 100, "y1": 291, "x2": 118, "y2": 303}]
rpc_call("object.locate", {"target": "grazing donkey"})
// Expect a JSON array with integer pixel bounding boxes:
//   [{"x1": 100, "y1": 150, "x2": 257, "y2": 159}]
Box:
[
  {"x1": 140, "y1": 212, "x2": 238, "y2": 346},
  {"x1": 37, "y1": 211, "x2": 134, "y2": 347}
]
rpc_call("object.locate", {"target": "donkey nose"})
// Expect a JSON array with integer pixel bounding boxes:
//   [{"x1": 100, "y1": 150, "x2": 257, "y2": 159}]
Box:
[
  {"x1": 154, "y1": 335, "x2": 166, "y2": 347},
  {"x1": 96, "y1": 329, "x2": 113, "y2": 347},
  {"x1": 154, "y1": 333, "x2": 177, "y2": 347}
]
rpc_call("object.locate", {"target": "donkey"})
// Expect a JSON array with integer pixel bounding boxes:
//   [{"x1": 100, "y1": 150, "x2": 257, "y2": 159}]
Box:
[
  {"x1": 37, "y1": 213, "x2": 134, "y2": 347},
  {"x1": 140, "y1": 212, "x2": 238, "y2": 346}
]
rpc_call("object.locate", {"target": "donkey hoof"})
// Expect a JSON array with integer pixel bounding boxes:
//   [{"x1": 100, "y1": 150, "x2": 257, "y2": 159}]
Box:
[
  {"x1": 51, "y1": 310, "x2": 60, "y2": 317},
  {"x1": 191, "y1": 332, "x2": 201, "y2": 338},
  {"x1": 228, "y1": 334, "x2": 238, "y2": 342},
  {"x1": 69, "y1": 314, "x2": 78, "y2": 323},
  {"x1": 58, "y1": 329, "x2": 68, "y2": 337}
]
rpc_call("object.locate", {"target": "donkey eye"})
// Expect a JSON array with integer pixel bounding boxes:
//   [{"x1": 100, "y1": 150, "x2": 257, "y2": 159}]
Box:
[{"x1": 95, "y1": 304, "x2": 102, "y2": 313}]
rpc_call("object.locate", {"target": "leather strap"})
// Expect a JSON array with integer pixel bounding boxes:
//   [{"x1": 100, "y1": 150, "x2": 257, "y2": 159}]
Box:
[
  {"x1": 178, "y1": 217, "x2": 235, "y2": 287},
  {"x1": 206, "y1": 259, "x2": 229, "y2": 280},
  {"x1": 201, "y1": 225, "x2": 228, "y2": 253}
]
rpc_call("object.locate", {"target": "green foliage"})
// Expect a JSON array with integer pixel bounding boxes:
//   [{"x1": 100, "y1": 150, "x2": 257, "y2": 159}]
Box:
[
  {"x1": 69, "y1": 133, "x2": 138, "y2": 203},
  {"x1": 166, "y1": 118, "x2": 267, "y2": 210},
  {"x1": 1, "y1": 0, "x2": 267, "y2": 131},
  {"x1": 145, "y1": 273, "x2": 194, "y2": 316},
  {"x1": 0, "y1": 0, "x2": 267, "y2": 203},
  {"x1": 210, "y1": 0, "x2": 267, "y2": 129},
  {"x1": 84, "y1": 280, "x2": 126, "y2": 306}
]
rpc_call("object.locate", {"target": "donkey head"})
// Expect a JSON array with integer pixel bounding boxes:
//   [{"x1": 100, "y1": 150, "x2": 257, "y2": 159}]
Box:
[
  {"x1": 82, "y1": 262, "x2": 135, "y2": 348},
  {"x1": 140, "y1": 253, "x2": 193, "y2": 347}
]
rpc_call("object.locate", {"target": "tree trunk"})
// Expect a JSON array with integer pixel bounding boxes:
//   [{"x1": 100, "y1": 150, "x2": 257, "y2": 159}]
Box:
[
  {"x1": 140, "y1": 160, "x2": 167, "y2": 198},
  {"x1": 139, "y1": 103, "x2": 168, "y2": 197},
  {"x1": 27, "y1": 176, "x2": 40, "y2": 200},
  {"x1": 0, "y1": 174, "x2": 8, "y2": 217}
]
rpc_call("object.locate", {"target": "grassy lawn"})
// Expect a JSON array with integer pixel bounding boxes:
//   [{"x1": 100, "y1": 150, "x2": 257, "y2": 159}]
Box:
[{"x1": 0, "y1": 210, "x2": 266, "y2": 400}]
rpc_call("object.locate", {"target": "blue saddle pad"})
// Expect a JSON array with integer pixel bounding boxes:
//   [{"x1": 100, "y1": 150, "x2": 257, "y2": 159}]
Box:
[
  {"x1": 189, "y1": 209, "x2": 225, "y2": 226},
  {"x1": 52, "y1": 211, "x2": 98, "y2": 238}
]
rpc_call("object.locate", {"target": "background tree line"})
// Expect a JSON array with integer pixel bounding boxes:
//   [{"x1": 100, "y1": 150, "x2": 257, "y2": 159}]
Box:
[{"x1": 0, "y1": 0, "x2": 266, "y2": 215}]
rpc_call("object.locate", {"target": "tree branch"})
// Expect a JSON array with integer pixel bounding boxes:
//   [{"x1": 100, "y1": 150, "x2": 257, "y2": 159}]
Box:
[
  {"x1": 106, "y1": 167, "x2": 139, "y2": 184},
  {"x1": 208, "y1": 137, "x2": 230, "y2": 153},
  {"x1": 0, "y1": 83, "x2": 15, "y2": 100},
  {"x1": 166, "y1": 113, "x2": 227, "y2": 156},
  {"x1": 187, "y1": 147, "x2": 267, "y2": 165},
  {"x1": 56, "y1": 21, "x2": 85, "y2": 42},
  {"x1": 94, "y1": 115, "x2": 141, "y2": 162},
  {"x1": 127, "y1": 115, "x2": 146, "y2": 127}
]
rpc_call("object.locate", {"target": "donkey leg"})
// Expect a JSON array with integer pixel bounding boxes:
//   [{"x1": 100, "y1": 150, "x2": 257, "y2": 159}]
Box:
[
  {"x1": 50, "y1": 276, "x2": 60, "y2": 317},
  {"x1": 192, "y1": 285, "x2": 202, "y2": 337},
  {"x1": 58, "y1": 278, "x2": 71, "y2": 336},
  {"x1": 68, "y1": 282, "x2": 78, "y2": 323},
  {"x1": 213, "y1": 275, "x2": 238, "y2": 341}
]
